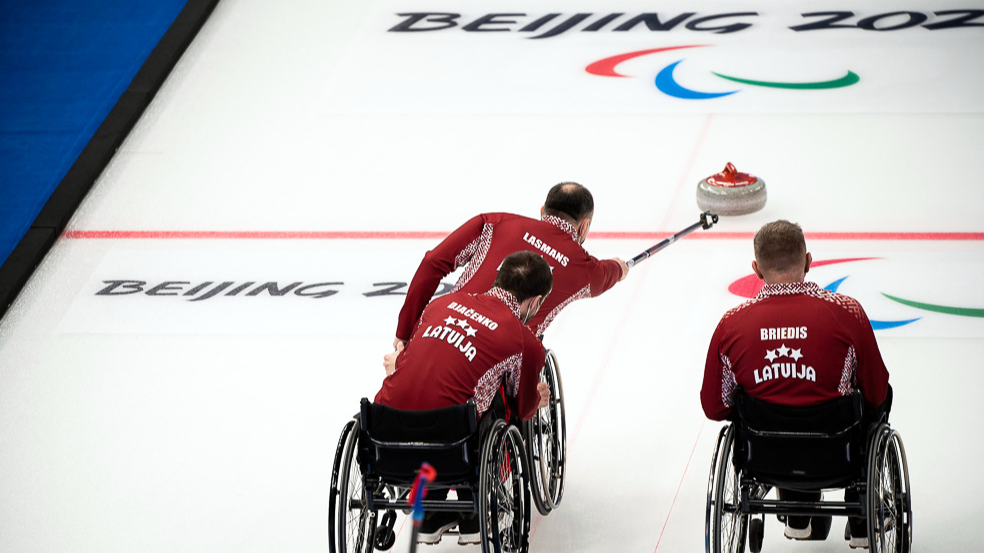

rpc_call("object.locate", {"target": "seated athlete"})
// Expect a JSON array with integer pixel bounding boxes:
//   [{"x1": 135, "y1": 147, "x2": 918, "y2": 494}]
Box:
[
  {"x1": 389, "y1": 182, "x2": 628, "y2": 367},
  {"x1": 374, "y1": 250, "x2": 552, "y2": 545},
  {"x1": 700, "y1": 220, "x2": 892, "y2": 550}
]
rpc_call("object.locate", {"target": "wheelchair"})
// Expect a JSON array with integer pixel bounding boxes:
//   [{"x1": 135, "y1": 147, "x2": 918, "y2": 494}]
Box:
[
  {"x1": 522, "y1": 349, "x2": 567, "y2": 516},
  {"x1": 705, "y1": 391, "x2": 912, "y2": 553},
  {"x1": 328, "y1": 397, "x2": 531, "y2": 553}
]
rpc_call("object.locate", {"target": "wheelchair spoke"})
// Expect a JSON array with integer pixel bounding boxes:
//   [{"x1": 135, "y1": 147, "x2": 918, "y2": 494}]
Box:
[
  {"x1": 343, "y1": 464, "x2": 369, "y2": 551},
  {"x1": 874, "y1": 440, "x2": 905, "y2": 552},
  {"x1": 480, "y1": 428, "x2": 529, "y2": 553},
  {"x1": 333, "y1": 424, "x2": 373, "y2": 553},
  {"x1": 711, "y1": 426, "x2": 746, "y2": 553}
]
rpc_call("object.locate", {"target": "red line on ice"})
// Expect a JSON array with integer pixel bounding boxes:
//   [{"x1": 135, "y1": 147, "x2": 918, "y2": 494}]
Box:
[
  {"x1": 62, "y1": 230, "x2": 984, "y2": 241},
  {"x1": 653, "y1": 421, "x2": 705, "y2": 552}
]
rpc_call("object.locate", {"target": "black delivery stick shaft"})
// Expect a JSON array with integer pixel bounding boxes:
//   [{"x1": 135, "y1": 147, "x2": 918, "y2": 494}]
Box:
[{"x1": 626, "y1": 211, "x2": 718, "y2": 268}]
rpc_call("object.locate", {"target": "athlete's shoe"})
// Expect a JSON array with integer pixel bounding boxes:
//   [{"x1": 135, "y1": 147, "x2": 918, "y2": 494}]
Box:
[
  {"x1": 784, "y1": 517, "x2": 812, "y2": 540},
  {"x1": 782, "y1": 491, "x2": 821, "y2": 540},
  {"x1": 845, "y1": 519, "x2": 869, "y2": 549},
  {"x1": 417, "y1": 512, "x2": 457, "y2": 545},
  {"x1": 457, "y1": 513, "x2": 481, "y2": 545},
  {"x1": 849, "y1": 536, "x2": 870, "y2": 549}
]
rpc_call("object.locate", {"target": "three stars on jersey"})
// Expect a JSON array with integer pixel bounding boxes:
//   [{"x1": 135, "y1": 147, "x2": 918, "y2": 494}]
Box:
[
  {"x1": 420, "y1": 315, "x2": 480, "y2": 362},
  {"x1": 754, "y1": 343, "x2": 817, "y2": 384}
]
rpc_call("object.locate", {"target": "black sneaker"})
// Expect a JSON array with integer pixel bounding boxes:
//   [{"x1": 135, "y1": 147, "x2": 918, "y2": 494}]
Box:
[
  {"x1": 417, "y1": 512, "x2": 457, "y2": 545},
  {"x1": 457, "y1": 513, "x2": 481, "y2": 545}
]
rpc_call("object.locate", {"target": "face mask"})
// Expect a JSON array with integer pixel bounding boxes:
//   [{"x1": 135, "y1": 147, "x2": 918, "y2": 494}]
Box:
[{"x1": 522, "y1": 299, "x2": 539, "y2": 324}]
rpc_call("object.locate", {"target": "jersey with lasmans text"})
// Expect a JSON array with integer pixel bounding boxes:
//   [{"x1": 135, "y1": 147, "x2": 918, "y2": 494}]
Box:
[{"x1": 396, "y1": 212, "x2": 622, "y2": 340}]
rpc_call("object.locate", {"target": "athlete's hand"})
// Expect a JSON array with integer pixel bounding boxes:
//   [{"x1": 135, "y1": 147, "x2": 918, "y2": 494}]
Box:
[
  {"x1": 537, "y1": 382, "x2": 551, "y2": 409},
  {"x1": 612, "y1": 257, "x2": 630, "y2": 281},
  {"x1": 392, "y1": 337, "x2": 406, "y2": 350},
  {"x1": 383, "y1": 341, "x2": 405, "y2": 376}
]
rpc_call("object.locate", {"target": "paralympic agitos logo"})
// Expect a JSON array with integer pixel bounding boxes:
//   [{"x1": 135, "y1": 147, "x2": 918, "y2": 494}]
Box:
[
  {"x1": 586, "y1": 45, "x2": 859, "y2": 100},
  {"x1": 389, "y1": 10, "x2": 982, "y2": 100},
  {"x1": 727, "y1": 258, "x2": 984, "y2": 330}
]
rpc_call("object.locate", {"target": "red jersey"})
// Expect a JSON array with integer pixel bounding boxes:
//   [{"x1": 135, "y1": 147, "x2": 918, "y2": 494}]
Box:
[
  {"x1": 396, "y1": 213, "x2": 622, "y2": 340},
  {"x1": 701, "y1": 281, "x2": 890, "y2": 421},
  {"x1": 376, "y1": 287, "x2": 546, "y2": 421}
]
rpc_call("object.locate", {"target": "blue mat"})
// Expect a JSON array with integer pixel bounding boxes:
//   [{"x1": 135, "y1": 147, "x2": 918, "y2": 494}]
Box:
[{"x1": 0, "y1": 0, "x2": 189, "y2": 267}]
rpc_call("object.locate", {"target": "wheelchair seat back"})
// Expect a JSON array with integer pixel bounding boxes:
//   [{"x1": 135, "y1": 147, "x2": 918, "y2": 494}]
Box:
[
  {"x1": 735, "y1": 392, "x2": 865, "y2": 490},
  {"x1": 359, "y1": 398, "x2": 480, "y2": 486}
]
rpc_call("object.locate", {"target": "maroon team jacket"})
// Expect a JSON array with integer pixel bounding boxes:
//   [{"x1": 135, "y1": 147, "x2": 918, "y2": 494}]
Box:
[
  {"x1": 376, "y1": 288, "x2": 546, "y2": 421},
  {"x1": 701, "y1": 282, "x2": 890, "y2": 421},
  {"x1": 396, "y1": 213, "x2": 623, "y2": 340}
]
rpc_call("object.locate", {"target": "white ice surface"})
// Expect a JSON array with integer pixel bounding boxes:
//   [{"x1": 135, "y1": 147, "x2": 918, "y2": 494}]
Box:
[{"x1": 2, "y1": 1, "x2": 983, "y2": 552}]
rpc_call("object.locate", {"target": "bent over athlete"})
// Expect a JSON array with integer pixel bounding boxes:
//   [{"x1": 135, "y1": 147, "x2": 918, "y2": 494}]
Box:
[{"x1": 390, "y1": 182, "x2": 629, "y2": 362}]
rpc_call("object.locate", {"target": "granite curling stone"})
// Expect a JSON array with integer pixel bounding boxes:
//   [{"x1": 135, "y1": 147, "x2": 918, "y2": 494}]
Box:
[{"x1": 696, "y1": 162, "x2": 767, "y2": 216}]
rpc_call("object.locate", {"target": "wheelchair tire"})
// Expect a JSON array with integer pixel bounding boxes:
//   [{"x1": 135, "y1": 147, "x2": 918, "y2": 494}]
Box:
[
  {"x1": 748, "y1": 518, "x2": 764, "y2": 553},
  {"x1": 706, "y1": 425, "x2": 748, "y2": 553},
  {"x1": 373, "y1": 511, "x2": 397, "y2": 551},
  {"x1": 808, "y1": 515, "x2": 832, "y2": 540},
  {"x1": 329, "y1": 420, "x2": 375, "y2": 553},
  {"x1": 372, "y1": 528, "x2": 395, "y2": 551},
  {"x1": 867, "y1": 426, "x2": 912, "y2": 553},
  {"x1": 526, "y1": 349, "x2": 567, "y2": 516},
  {"x1": 480, "y1": 421, "x2": 531, "y2": 553},
  {"x1": 705, "y1": 427, "x2": 726, "y2": 553}
]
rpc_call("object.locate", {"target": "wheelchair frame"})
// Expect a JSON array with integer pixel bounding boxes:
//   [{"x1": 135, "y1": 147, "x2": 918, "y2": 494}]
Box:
[
  {"x1": 706, "y1": 401, "x2": 912, "y2": 553},
  {"x1": 329, "y1": 399, "x2": 531, "y2": 553}
]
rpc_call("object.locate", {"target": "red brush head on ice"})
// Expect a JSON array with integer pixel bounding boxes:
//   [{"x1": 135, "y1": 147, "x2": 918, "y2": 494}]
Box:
[{"x1": 696, "y1": 162, "x2": 767, "y2": 216}]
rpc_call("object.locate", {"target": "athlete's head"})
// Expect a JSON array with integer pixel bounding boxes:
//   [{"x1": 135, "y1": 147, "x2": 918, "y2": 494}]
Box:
[
  {"x1": 543, "y1": 182, "x2": 594, "y2": 243},
  {"x1": 494, "y1": 251, "x2": 553, "y2": 322},
  {"x1": 752, "y1": 220, "x2": 812, "y2": 284}
]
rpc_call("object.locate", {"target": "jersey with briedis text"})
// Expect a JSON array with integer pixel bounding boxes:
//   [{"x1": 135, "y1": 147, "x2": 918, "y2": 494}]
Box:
[
  {"x1": 396, "y1": 213, "x2": 622, "y2": 341},
  {"x1": 376, "y1": 287, "x2": 545, "y2": 421},
  {"x1": 700, "y1": 281, "x2": 889, "y2": 421}
]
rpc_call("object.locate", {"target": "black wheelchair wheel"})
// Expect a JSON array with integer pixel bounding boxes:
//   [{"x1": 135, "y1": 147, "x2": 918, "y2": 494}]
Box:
[
  {"x1": 705, "y1": 427, "x2": 727, "y2": 553},
  {"x1": 868, "y1": 427, "x2": 912, "y2": 553},
  {"x1": 747, "y1": 518, "x2": 764, "y2": 553},
  {"x1": 480, "y1": 421, "x2": 531, "y2": 553},
  {"x1": 372, "y1": 510, "x2": 397, "y2": 551},
  {"x1": 526, "y1": 350, "x2": 567, "y2": 516},
  {"x1": 329, "y1": 420, "x2": 375, "y2": 553},
  {"x1": 707, "y1": 425, "x2": 747, "y2": 553},
  {"x1": 809, "y1": 515, "x2": 832, "y2": 540}
]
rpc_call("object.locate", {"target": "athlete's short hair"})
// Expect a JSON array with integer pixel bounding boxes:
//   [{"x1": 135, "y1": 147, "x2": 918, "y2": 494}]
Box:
[
  {"x1": 544, "y1": 182, "x2": 594, "y2": 222},
  {"x1": 494, "y1": 251, "x2": 553, "y2": 303},
  {"x1": 754, "y1": 220, "x2": 807, "y2": 273}
]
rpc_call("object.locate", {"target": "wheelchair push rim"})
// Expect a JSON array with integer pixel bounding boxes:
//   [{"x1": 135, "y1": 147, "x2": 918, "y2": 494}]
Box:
[
  {"x1": 329, "y1": 420, "x2": 375, "y2": 553},
  {"x1": 706, "y1": 424, "x2": 748, "y2": 553},
  {"x1": 480, "y1": 421, "x2": 531, "y2": 553},
  {"x1": 526, "y1": 349, "x2": 567, "y2": 516},
  {"x1": 867, "y1": 426, "x2": 912, "y2": 553}
]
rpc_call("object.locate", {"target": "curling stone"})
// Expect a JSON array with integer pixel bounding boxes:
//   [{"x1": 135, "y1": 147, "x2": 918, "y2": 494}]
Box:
[{"x1": 696, "y1": 162, "x2": 767, "y2": 216}]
